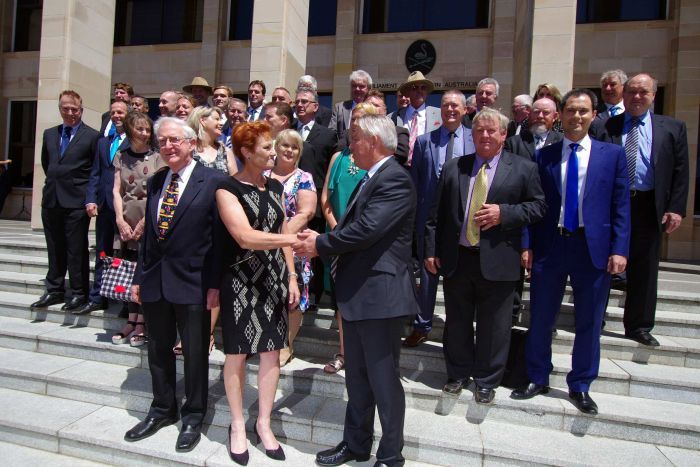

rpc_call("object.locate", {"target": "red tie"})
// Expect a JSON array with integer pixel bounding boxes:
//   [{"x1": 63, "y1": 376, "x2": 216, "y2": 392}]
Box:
[{"x1": 407, "y1": 112, "x2": 419, "y2": 166}]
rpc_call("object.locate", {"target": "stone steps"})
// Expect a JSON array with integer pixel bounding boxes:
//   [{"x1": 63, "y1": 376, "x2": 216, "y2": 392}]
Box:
[
  {"x1": 0, "y1": 440, "x2": 109, "y2": 466},
  {"x1": 0, "y1": 366, "x2": 698, "y2": 466}
]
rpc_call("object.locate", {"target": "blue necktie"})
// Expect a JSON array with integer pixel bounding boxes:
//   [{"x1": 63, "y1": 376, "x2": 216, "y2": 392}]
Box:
[
  {"x1": 110, "y1": 135, "x2": 122, "y2": 162},
  {"x1": 107, "y1": 121, "x2": 117, "y2": 139},
  {"x1": 564, "y1": 143, "x2": 579, "y2": 232},
  {"x1": 60, "y1": 126, "x2": 72, "y2": 157},
  {"x1": 610, "y1": 106, "x2": 619, "y2": 117}
]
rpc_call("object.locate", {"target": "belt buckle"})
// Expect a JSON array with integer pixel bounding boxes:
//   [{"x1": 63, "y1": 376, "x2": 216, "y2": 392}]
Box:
[
  {"x1": 630, "y1": 190, "x2": 637, "y2": 198},
  {"x1": 558, "y1": 227, "x2": 572, "y2": 237}
]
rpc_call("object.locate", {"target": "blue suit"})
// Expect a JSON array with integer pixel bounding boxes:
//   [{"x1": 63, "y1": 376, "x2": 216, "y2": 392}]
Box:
[
  {"x1": 85, "y1": 135, "x2": 129, "y2": 304},
  {"x1": 525, "y1": 138, "x2": 630, "y2": 392},
  {"x1": 410, "y1": 125, "x2": 474, "y2": 333}
]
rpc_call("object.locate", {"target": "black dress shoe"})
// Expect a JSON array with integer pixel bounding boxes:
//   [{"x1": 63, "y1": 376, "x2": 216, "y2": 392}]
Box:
[
  {"x1": 474, "y1": 386, "x2": 495, "y2": 404},
  {"x1": 374, "y1": 462, "x2": 405, "y2": 467},
  {"x1": 254, "y1": 424, "x2": 285, "y2": 461},
  {"x1": 316, "y1": 441, "x2": 370, "y2": 466},
  {"x1": 442, "y1": 378, "x2": 467, "y2": 396},
  {"x1": 124, "y1": 416, "x2": 177, "y2": 442},
  {"x1": 568, "y1": 391, "x2": 598, "y2": 415},
  {"x1": 30, "y1": 293, "x2": 64, "y2": 309},
  {"x1": 227, "y1": 424, "x2": 249, "y2": 466},
  {"x1": 511, "y1": 382, "x2": 549, "y2": 400},
  {"x1": 625, "y1": 330, "x2": 660, "y2": 347},
  {"x1": 176, "y1": 424, "x2": 201, "y2": 452},
  {"x1": 72, "y1": 301, "x2": 107, "y2": 315},
  {"x1": 61, "y1": 296, "x2": 87, "y2": 311}
]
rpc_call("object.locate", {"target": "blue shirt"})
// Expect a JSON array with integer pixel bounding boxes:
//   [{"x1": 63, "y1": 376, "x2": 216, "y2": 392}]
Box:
[
  {"x1": 622, "y1": 111, "x2": 654, "y2": 190},
  {"x1": 437, "y1": 126, "x2": 464, "y2": 176}
]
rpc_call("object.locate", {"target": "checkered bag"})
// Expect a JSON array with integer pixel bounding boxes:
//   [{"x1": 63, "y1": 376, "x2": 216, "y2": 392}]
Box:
[{"x1": 99, "y1": 252, "x2": 135, "y2": 302}]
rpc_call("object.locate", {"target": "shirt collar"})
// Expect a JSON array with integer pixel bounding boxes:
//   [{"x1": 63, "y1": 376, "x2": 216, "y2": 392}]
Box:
[
  {"x1": 366, "y1": 155, "x2": 392, "y2": 179},
  {"x1": 563, "y1": 134, "x2": 592, "y2": 152},
  {"x1": 441, "y1": 125, "x2": 462, "y2": 139},
  {"x1": 169, "y1": 157, "x2": 197, "y2": 185},
  {"x1": 475, "y1": 151, "x2": 502, "y2": 168},
  {"x1": 624, "y1": 110, "x2": 651, "y2": 126},
  {"x1": 406, "y1": 103, "x2": 426, "y2": 119},
  {"x1": 62, "y1": 121, "x2": 81, "y2": 133},
  {"x1": 298, "y1": 119, "x2": 315, "y2": 131}
]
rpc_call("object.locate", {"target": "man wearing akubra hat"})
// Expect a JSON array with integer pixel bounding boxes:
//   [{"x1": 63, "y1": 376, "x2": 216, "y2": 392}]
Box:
[
  {"x1": 182, "y1": 77, "x2": 213, "y2": 107},
  {"x1": 390, "y1": 71, "x2": 442, "y2": 167}
]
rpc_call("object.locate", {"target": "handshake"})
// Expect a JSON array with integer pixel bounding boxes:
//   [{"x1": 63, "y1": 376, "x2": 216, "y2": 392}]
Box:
[{"x1": 291, "y1": 229, "x2": 320, "y2": 258}]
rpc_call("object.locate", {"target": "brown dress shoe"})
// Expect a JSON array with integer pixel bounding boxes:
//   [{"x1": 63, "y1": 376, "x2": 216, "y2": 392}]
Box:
[{"x1": 403, "y1": 330, "x2": 428, "y2": 347}]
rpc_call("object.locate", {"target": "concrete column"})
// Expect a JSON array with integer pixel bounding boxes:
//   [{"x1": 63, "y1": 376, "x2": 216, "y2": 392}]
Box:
[
  {"x1": 489, "y1": 0, "x2": 518, "y2": 109},
  {"x1": 664, "y1": 0, "x2": 700, "y2": 259},
  {"x1": 249, "y1": 0, "x2": 309, "y2": 94},
  {"x1": 200, "y1": 0, "x2": 223, "y2": 85},
  {"x1": 30, "y1": 0, "x2": 116, "y2": 228},
  {"x1": 529, "y1": 0, "x2": 576, "y2": 95},
  {"x1": 511, "y1": 0, "x2": 534, "y2": 97},
  {"x1": 331, "y1": 0, "x2": 357, "y2": 101}
]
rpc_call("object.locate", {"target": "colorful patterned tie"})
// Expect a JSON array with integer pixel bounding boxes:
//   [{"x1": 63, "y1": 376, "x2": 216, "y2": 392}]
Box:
[
  {"x1": 157, "y1": 173, "x2": 180, "y2": 240},
  {"x1": 624, "y1": 117, "x2": 639, "y2": 186},
  {"x1": 407, "y1": 111, "x2": 419, "y2": 166},
  {"x1": 466, "y1": 162, "x2": 488, "y2": 245},
  {"x1": 564, "y1": 143, "x2": 580, "y2": 232}
]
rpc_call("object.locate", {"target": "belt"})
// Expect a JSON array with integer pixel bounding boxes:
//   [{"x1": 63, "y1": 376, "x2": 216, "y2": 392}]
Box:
[
  {"x1": 558, "y1": 227, "x2": 585, "y2": 237},
  {"x1": 630, "y1": 189, "x2": 654, "y2": 198},
  {"x1": 459, "y1": 246, "x2": 480, "y2": 254}
]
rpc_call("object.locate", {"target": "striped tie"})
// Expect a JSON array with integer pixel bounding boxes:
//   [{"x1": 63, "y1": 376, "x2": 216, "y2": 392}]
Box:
[
  {"x1": 466, "y1": 162, "x2": 488, "y2": 245},
  {"x1": 624, "y1": 117, "x2": 640, "y2": 186},
  {"x1": 407, "y1": 112, "x2": 419, "y2": 166},
  {"x1": 157, "y1": 173, "x2": 180, "y2": 240}
]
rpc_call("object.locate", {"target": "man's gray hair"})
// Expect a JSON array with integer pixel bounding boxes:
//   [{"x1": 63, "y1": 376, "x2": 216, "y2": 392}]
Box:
[
  {"x1": 442, "y1": 89, "x2": 467, "y2": 106},
  {"x1": 466, "y1": 94, "x2": 476, "y2": 106},
  {"x1": 154, "y1": 116, "x2": 196, "y2": 140},
  {"x1": 297, "y1": 75, "x2": 318, "y2": 91},
  {"x1": 472, "y1": 108, "x2": 509, "y2": 132},
  {"x1": 296, "y1": 87, "x2": 318, "y2": 102},
  {"x1": 356, "y1": 115, "x2": 397, "y2": 153},
  {"x1": 349, "y1": 69, "x2": 373, "y2": 87},
  {"x1": 477, "y1": 77, "x2": 500, "y2": 96},
  {"x1": 513, "y1": 94, "x2": 533, "y2": 107},
  {"x1": 600, "y1": 69, "x2": 628, "y2": 86}
]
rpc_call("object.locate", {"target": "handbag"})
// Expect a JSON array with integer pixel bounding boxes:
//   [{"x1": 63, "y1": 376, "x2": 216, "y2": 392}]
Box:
[{"x1": 99, "y1": 252, "x2": 136, "y2": 302}]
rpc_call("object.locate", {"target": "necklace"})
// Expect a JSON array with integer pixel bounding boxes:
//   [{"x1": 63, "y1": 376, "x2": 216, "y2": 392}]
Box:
[{"x1": 347, "y1": 157, "x2": 359, "y2": 176}]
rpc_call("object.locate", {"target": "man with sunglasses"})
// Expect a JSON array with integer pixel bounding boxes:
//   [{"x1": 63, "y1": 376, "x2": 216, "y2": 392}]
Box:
[{"x1": 390, "y1": 71, "x2": 442, "y2": 167}]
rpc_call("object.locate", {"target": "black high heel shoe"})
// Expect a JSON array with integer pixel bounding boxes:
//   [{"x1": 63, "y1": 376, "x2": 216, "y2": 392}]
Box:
[
  {"x1": 227, "y1": 424, "x2": 249, "y2": 466},
  {"x1": 254, "y1": 422, "x2": 286, "y2": 461}
]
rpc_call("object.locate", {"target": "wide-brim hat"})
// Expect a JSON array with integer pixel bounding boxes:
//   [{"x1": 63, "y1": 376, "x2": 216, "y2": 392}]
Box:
[
  {"x1": 183, "y1": 76, "x2": 213, "y2": 94},
  {"x1": 399, "y1": 71, "x2": 434, "y2": 95}
]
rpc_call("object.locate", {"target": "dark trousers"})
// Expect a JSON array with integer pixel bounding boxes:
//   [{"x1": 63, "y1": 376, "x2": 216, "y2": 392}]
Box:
[
  {"x1": 88, "y1": 207, "x2": 116, "y2": 304},
  {"x1": 342, "y1": 316, "x2": 405, "y2": 465},
  {"x1": 526, "y1": 232, "x2": 610, "y2": 392},
  {"x1": 624, "y1": 191, "x2": 660, "y2": 333},
  {"x1": 412, "y1": 261, "x2": 440, "y2": 333},
  {"x1": 142, "y1": 299, "x2": 211, "y2": 426},
  {"x1": 41, "y1": 207, "x2": 90, "y2": 298},
  {"x1": 442, "y1": 247, "x2": 516, "y2": 388}
]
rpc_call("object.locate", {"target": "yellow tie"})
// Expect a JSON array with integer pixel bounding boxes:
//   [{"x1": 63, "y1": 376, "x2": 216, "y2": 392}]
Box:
[{"x1": 466, "y1": 162, "x2": 488, "y2": 245}]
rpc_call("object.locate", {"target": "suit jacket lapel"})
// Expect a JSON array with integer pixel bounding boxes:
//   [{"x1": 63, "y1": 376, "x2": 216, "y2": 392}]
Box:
[
  {"x1": 169, "y1": 164, "x2": 205, "y2": 231},
  {"x1": 458, "y1": 156, "x2": 475, "y2": 215},
  {"x1": 430, "y1": 130, "x2": 441, "y2": 176},
  {"x1": 64, "y1": 124, "x2": 86, "y2": 158},
  {"x1": 584, "y1": 141, "x2": 602, "y2": 200},
  {"x1": 487, "y1": 153, "x2": 512, "y2": 202},
  {"x1": 306, "y1": 124, "x2": 319, "y2": 144},
  {"x1": 651, "y1": 114, "x2": 663, "y2": 166},
  {"x1": 150, "y1": 170, "x2": 166, "y2": 235},
  {"x1": 339, "y1": 159, "x2": 392, "y2": 228},
  {"x1": 343, "y1": 101, "x2": 352, "y2": 129}
]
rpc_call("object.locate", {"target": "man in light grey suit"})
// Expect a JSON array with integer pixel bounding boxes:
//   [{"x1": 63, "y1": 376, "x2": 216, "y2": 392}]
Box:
[
  {"x1": 294, "y1": 114, "x2": 418, "y2": 467},
  {"x1": 390, "y1": 71, "x2": 442, "y2": 166},
  {"x1": 329, "y1": 69, "x2": 372, "y2": 151}
]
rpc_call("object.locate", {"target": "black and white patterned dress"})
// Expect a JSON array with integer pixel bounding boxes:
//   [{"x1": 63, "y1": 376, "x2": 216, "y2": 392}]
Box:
[{"x1": 218, "y1": 177, "x2": 289, "y2": 355}]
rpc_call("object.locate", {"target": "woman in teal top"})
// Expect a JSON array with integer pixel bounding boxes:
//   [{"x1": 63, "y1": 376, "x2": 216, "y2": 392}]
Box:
[{"x1": 319, "y1": 102, "x2": 375, "y2": 374}]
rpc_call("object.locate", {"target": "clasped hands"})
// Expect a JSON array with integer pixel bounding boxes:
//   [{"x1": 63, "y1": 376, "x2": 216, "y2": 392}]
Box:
[{"x1": 292, "y1": 229, "x2": 320, "y2": 258}]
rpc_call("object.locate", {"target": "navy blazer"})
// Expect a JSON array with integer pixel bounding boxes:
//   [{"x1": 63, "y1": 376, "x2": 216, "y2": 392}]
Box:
[
  {"x1": 133, "y1": 163, "x2": 226, "y2": 305},
  {"x1": 424, "y1": 151, "x2": 546, "y2": 281},
  {"x1": 596, "y1": 113, "x2": 689, "y2": 229},
  {"x1": 411, "y1": 125, "x2": 475, "y2": 259},
  {"x1": 41, "y1": 123, "x2": 100, "y2": 209},
  {"x1": 86, "y1": 136, "x2": 129, "y2": 211},
  {"x1": 504, "y1": 129, "x2": 563, "y2": 162},
  {"x1": 316, "y1": 158, "x2": 419, "y2": 322},
  {"x1": 527, "y1": 140, "x2": 631, "y2": 270}
]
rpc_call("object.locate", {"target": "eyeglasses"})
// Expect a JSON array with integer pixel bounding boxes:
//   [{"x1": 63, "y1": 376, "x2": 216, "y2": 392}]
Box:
[
  {"x1": 295, "y1": 99, "x2": 316, "y2": 106},
  {"x1": 60, "y1": 106, "x2": 82, "y2": 114},
  {"x1": 157, "y1": 136, "x2": 189, "y2": 146}
]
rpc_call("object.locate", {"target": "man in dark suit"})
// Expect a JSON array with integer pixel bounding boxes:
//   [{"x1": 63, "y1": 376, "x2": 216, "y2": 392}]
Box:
[
  {"x1": 424, "y1": 108, "x2": 546, "y2": 402},
  {"x1": 463, "y1": 78, "x2": 500, "y2": 128},
  {"x1": 78, "y1": 100, "x2": 130, "y2": 315},
  {"x1": 31, "y1": 90, "x2": 100, "y2": 311},
  {"x1": 100, "y1": 82, "x2": 133, "y2": 137},
  {"x1": 329, "y1": 69, "x2": 372, "y2": 150},
  {"x1": 507, "y1": 94, "x2": 533, "y2": 138},
  {"x1": 404, "y1": 90, "x2": 475, "y2": 348},
  {"x1": 511, "y1": 89, "x2": 631, "y2": 415},
  {"x1": 247, "y1": 80, "x2": 266, "y2": 121},
  {"x1": 297, "y1": 75, "x2": 332, "y2": 126},
  {"x1": 505, "y1": 97, "x2": 564, "y2": 161},
  {"x1": 595, "y1": 73, "x2": 689, "y2": 347},
  {"x1": 390, "y1": 71, "x2": 442, "y2": 166},
  {"x1": 124, "y1": 117, "x2": 223, "y2": 452},
  {"x1": 295, "y1": 114, "x2": 418, "y2": 467},
  {"x1": 596, "y1": 69, "x2": 628, "y2": 122}
]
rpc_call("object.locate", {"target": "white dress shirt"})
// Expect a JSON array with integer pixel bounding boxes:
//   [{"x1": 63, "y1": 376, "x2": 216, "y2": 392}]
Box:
[
  {"x1": 297, "y1": 119, "x2": 316, "y2": 141},
  {"x1": 558, "y1": 135, "x2": 591, "y2": 228},
  {"x1": 404, "y1": 104, "x2": 427, "y2": 137},
  {"x1": 157, "y1": 158, "x2": 197, "y2": 216}
]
